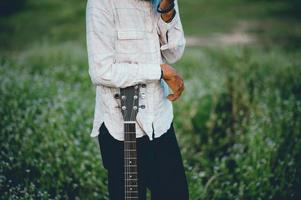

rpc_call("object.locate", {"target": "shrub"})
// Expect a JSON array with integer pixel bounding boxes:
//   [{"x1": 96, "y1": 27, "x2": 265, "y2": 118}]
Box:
[{"x1": 0, "y1": 0, "x2": 27, "y2": 16}]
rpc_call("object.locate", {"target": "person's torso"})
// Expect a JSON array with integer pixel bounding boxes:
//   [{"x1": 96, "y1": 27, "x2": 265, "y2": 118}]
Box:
[{"x1": 91, "y1": 0, "x2": 173, "y2": 140}]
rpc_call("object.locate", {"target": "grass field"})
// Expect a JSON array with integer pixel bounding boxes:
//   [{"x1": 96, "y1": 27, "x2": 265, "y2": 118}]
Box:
[{"x1": 1, "y1": 0, "x2": 301, "y2": 199}]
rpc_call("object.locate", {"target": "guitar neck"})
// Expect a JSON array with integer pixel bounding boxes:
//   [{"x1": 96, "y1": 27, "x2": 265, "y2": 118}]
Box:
[{"x1": 124, "y1": 122, "x2": 138, "y2": 200}]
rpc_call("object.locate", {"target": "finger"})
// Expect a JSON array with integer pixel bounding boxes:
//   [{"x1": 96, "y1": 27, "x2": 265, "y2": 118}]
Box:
[
  {"x1": 175, "y1": 81, "x2": 184, "y2": 95},
  {"x1": 167, "y1": 91, "x2": 180, "y2": 101},
  {"x1": 176, "y1": 77, "x2": 184, "y2": 90},
  {"x1": 167, "y1": 94, "x2": 176, "y2": 101},
  {"x1": 177, "y1": 82, "x2": 184, "y2": 93},
  {"x1": 170, "y1": 82, "x2": 183, "y2": 95},
  {"x1": 172, "y1": 93, "x2": 181, "y2": 101},
  {"x1": 173, "y1": 84, "x2": 184, "y2": 100}
]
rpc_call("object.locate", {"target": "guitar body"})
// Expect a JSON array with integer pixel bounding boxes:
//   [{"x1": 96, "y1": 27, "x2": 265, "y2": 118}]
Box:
[{"x1": 118, "y1": 84, "x2": 142, "y2": 200}]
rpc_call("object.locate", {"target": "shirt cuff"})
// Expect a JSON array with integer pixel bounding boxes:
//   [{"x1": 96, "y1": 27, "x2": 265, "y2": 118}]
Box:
[{"x1": 141, "y1": 63, "x2": 162, "y2": 81}]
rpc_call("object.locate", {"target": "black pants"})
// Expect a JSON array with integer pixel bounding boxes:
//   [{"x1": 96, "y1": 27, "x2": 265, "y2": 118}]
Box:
[{"x1": 97, "y1": 121, "x2": 189, "y2": 200}]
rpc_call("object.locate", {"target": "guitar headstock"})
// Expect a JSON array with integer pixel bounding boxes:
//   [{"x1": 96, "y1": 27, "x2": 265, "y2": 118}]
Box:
[{"x1": 118, "y1": 84, "x2": 141, "y2": 122}]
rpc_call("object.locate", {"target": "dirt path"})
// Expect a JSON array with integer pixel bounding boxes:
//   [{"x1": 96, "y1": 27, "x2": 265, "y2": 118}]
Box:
[{"x1": 186, "y1": 21, "x2": 256, "y2": 47}]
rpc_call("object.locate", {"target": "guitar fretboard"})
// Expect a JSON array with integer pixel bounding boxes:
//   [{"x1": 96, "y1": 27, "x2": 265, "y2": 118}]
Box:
[{"x1": 124, "y1": 122, "x2": 138, "y2": 200}]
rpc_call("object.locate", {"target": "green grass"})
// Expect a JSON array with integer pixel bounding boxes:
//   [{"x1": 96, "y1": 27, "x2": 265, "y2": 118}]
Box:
[{"x1": 1, "y1": 0, "x2": 301, "y2": 199}]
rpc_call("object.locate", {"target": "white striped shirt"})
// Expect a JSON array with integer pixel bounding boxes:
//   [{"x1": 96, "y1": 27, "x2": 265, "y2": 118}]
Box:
[{"x1": 86, "y1": 0, "x2": 186, "y2": 141}]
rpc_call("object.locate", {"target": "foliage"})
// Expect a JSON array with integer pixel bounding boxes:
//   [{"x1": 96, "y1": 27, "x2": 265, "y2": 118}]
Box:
[
  {"x1": 0, "y1": 0, "x2": 27, "y2": 16},
  {"x1": 0, "y1": 0, "x2": 300, "y2": 199},
  {"x1": 182, "y1": 47, "x2": 301, "y2": 199}
]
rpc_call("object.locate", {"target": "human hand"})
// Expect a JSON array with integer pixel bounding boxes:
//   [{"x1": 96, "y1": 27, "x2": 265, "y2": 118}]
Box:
[
  {"x1": 159, "y1": 0, "x2": 176, "y2": 22},
  {"x1": 160, "y1": 64, "x2": 184, "y2": 101}
]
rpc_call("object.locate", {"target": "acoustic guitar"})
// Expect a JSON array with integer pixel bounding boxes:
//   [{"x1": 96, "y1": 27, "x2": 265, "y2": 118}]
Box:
[{"x1": 117, "y1": 84, "x2": 143, "y2": 200}]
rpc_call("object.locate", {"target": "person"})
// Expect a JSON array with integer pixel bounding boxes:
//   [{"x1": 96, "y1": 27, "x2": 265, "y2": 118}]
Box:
[{"x1": 86, "y1": 0, "x2": 188, "y2": 199}]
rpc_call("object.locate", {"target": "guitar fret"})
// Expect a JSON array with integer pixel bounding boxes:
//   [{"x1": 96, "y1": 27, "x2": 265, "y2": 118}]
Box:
[
  {"x1": 124, "y1": 161, "x2": 137, "y2": 164},
  {"x1": 125, "y1": 161, "x2": 137, "y2": 163},
  {"x1": 124, "y1": 120, "x2": 136, "y2": 123},
  {"x1": 125, "y1": 170, "x2": 137, "y2": 173},
  {"x1": 125, "y1": 174, "x2": 137, "y2": 178},
  {"x1": 125, "y1": 181, "x2": 138, "y2": 184}
]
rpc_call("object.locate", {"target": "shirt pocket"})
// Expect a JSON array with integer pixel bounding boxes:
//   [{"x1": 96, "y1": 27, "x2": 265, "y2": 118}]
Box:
[
  {"x1": 115, "y1": 30, "x2": 145, "y2": 54},
  {"x1": 115, "y1": 29, "x2": 158, "y2": 61}
]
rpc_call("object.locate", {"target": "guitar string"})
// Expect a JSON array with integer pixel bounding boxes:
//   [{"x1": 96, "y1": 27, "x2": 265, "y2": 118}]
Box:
[
  {"x1": 124, "y1": 87, "x2": 133, "y2": 199},
  {"x1": 123, "y1": 89, "x2": 129, "y2": 199},
  {"x1": 122, "y1": 89, "x2": 126, "y2": 199},
  {"x1": 130, "y1": 87, "x2": 136, "y2": 199},
  {"x1": 129, "y1": 85, "x2": 139, "y2": 199},
  {"x1": 126, "y1": 90, "x2": 130, "y2": 199},
  {"x1": 135, "y1": 85, "x2": 139, "y2": 198},
  {"x1": 128, "y1": 86, "x2": 135, "y2": 199}
]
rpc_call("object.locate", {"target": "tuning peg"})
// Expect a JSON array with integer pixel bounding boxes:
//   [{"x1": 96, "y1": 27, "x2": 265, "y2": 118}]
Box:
[
  {"x1": 139, "y1": 105, "x2": 145, "y2": 109},
  {"x1": 114, "y1": 93, "x2": 120, "y2": 99},
  {"x1": 141, "y1": 83, "x2": 147, "y2": 88}
]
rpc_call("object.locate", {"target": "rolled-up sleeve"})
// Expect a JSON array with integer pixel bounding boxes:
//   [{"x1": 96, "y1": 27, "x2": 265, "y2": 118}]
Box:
[
  {"x1": 86, "y1": 0, "x2": 161, "y2": 88},
  {"x1": 156, "y1": 0, "x2": 186, "y2": 64}
]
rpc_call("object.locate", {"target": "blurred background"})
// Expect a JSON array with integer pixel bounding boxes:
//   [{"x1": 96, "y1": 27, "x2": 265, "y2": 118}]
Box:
[{"x1": 0, "y1": 0, "x2": 300, "y2": 199}]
